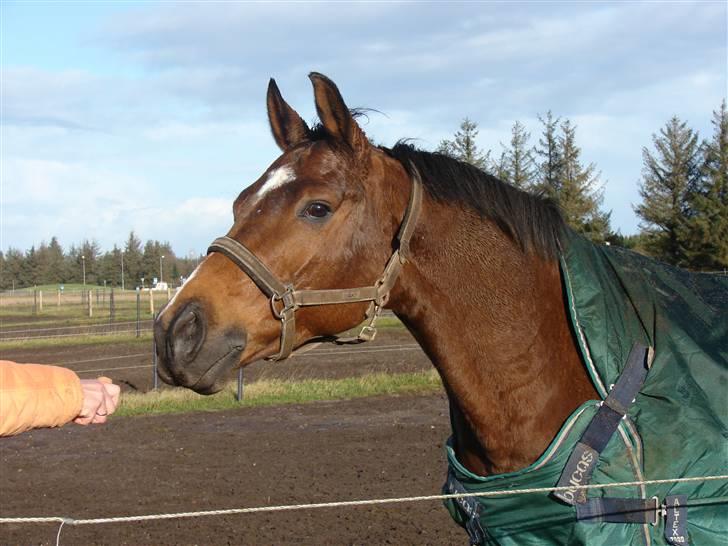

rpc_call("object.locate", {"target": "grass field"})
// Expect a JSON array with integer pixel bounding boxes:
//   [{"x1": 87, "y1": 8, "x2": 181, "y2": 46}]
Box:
[
  {"x1": 118, "y1": 370, "x2": 442, "y2": 417},
  {"x1": 0, "y1": 331, "x2": 154, "y2": 350}
]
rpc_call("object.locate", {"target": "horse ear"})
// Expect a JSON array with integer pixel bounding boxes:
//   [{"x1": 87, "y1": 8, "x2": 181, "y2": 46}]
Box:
[
  {"x1": 308, "y1": 72, "x2": 369, "y2": 154},
  {"x1": 267, "y1": 78, "x2": 311, "y2": 151}
]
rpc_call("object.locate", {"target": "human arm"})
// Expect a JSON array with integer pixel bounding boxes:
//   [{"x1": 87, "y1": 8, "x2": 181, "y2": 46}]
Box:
[
  {"x1": 0, "y1": 361, "x2": 120, "y2": 436},
  {"x1": 0, "y1": 361, "x2": 83, "y2": 436}
]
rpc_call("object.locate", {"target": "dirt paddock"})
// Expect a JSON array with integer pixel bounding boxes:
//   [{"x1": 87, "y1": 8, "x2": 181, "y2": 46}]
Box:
[
  {"x1": 0, "y1": 393, "x2": 466, "y2": 546},
  {"x1": 1, "y1": 328, "x2": 469, "y2": 545}
]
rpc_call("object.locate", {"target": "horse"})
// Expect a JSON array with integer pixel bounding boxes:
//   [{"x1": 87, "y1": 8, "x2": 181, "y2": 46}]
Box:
[{"x1": 153, "y1": 74, "x2": 727, "y2": 545}]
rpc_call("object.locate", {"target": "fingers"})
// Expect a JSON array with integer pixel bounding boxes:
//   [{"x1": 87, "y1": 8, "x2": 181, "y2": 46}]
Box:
[
  {"x1": 104, "y1": 382, "x2": 121, "y2": 410},
  {"x1": 75, "y1": 379, "x2": 120, "y2": 426}
]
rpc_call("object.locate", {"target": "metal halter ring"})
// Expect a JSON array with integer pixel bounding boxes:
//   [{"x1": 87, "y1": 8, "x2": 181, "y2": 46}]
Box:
[{"x1": 270, "y1": 288, "x2": 296, "y2": 319}]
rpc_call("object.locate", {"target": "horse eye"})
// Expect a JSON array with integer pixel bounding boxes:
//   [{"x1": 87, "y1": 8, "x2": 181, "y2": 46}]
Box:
[{"x1": 303, "y1": 202, "x2": 332, "y2": 220}]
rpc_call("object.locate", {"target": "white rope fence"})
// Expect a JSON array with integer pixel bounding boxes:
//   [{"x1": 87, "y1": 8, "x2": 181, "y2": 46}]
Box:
[{"x1": 2, "y1": 474, "x2": 725, "y2": 528}]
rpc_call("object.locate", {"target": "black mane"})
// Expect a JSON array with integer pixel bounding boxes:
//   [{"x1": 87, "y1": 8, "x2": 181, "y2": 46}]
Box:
[
  {"x1": 383, "y1": 142, "x2": 565, "y2": 260},
  {"x1": 307, "y1": 118, "x2": 564, "y2": 259}
]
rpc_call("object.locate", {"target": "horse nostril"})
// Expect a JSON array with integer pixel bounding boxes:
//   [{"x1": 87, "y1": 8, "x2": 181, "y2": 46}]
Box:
[{"x1": 169, "y1": 303, "x2": 207, "y2": 365}]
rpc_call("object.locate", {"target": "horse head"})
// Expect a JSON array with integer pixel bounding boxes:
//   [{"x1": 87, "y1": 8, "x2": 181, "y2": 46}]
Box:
[{"x1": 153, "y1": 74, "x2": 416, "y2": 394}]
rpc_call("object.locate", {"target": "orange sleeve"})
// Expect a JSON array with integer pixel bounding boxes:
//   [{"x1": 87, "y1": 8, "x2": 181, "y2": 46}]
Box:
[{"x1": 0, "y1": 361, "x2": 83, "y2": 437}]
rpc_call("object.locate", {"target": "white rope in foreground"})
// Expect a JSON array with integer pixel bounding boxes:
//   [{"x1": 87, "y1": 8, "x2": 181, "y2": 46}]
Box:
[{"x1": 1, "y1": 474, "x2": 725, "y2": 527}]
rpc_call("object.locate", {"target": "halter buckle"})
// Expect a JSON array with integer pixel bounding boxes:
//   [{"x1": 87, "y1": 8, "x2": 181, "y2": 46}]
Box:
[
  {"x1": 358, "y1": 325, "x2": 378, "y2": 342},
  {"x1": 270, "y1": 286, "x2": 296, "y2": 319}
]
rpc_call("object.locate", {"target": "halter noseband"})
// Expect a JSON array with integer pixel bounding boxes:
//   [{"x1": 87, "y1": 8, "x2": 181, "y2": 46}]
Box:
[{"x1": 207, "y1": 169, "x2": 423, "y2": 361}]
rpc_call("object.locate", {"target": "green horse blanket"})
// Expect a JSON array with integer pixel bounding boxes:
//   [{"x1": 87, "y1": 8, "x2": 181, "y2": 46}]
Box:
[{"x1": 444, "y1": 230, "x2": 727, "y2": 545}]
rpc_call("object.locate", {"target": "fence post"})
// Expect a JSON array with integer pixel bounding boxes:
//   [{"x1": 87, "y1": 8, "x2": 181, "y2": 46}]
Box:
[
  {"x1": 136, "y1": 288, "x2": 141, "y2": 337},
  {"x1": 236, "y1": 368, "x2": 244, "y2": 402},
  {"x1": 39, "y1": 290, "x2": 43, "y2": 313},
  {"x1": 149, "y1": 289, "x2": 154, "y2": 315},
  {"x1": 109, "y1": 288, "x2": 115, "y2": 324},
  {"x1": 167, "y1": 287, "x2": 171, "y2": 301},
  {"x1": 33, "y1": 290, "x2": 37, "y2": 316},
  {"x1": 88, "y1": 290, "x2": 93, "y2": 318},
  {"x1": 57, "y1": 289, "x2": 61, "y2": 307},
  {"x1": 152, "y1": 313, "x2": 159, "y2": 390}
]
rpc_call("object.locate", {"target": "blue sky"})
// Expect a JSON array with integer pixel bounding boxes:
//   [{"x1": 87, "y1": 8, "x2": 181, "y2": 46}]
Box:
[{"x1": 2, "y1": 0, "x2": 726, "y2": 256}]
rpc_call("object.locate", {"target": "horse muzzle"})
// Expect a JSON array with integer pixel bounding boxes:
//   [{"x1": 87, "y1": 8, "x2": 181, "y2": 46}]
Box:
[{"x1": 154, "y1": 302, "x2": 247, "y2": 394}]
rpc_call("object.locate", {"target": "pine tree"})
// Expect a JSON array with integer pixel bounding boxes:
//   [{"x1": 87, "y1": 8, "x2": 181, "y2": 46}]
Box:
[
  {"x1": 635, "y1": 116, "x2": 702, "y2": 266},
  {"x1": 44, "y1": 237, "x2": 65, "y2": 284},
  {"x1": 79, "y1": 240, "x2": 101, "y2": 285},
  {"x1": 437, "y1": 118, "x2": 491, "y2": 170},
  {"x1": 124, "y1": 231, "x2": 143, "y2": 288},
  {"x1": 1, "y1": 248, "x2": 24, "y2": 290},
  {"x1": 97, "y1": 246, "x2": 124, "y2": 287},
  {"x1": 535, "y1": 111, "x2": 563, "y2": 199},
  {"x1": 681, "y1": 101, "x2": 728, "y2": 270},
  {"x1": 499, "y1": 121, "x2": 537, "y2": 189},
  {"x1": 558, "y1": 120, "x2": 611, "y2": 242}
]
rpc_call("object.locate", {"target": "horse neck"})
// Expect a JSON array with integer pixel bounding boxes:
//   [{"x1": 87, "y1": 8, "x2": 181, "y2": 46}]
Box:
[{"x1": 388, "y1": 199, "x2": 597, "y2": 476}]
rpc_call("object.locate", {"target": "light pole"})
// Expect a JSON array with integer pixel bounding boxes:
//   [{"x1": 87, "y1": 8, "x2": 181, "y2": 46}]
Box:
[
  {"x1": 159, "y1": 255, "x2": 165, "y2": 284},
  {"x1": 121, "y1": 251, "x2": 125, "y2": 291},
  {"x1": 81, "y1": 255, "x2": 86, "y2": 286}
]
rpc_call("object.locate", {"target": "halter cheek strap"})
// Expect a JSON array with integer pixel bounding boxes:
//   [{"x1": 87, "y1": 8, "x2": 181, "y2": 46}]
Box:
[{"x1": 207, "y1": 169, "x2": 423, "y2": 361}]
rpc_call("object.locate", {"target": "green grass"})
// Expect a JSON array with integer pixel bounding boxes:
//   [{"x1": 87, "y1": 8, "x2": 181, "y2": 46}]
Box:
[
  {"x1": 0, "y1": 332, "x2": 153, "y2": 351},
  {"x1": 0, "y1": 310, "x2": 155, "y2": 328},
  {"x1": 117, "y1": 371, "x2": 442, "y2": 417},
  {"x1": 1, "y1": 284, "x2": 142, "y2": 293}
]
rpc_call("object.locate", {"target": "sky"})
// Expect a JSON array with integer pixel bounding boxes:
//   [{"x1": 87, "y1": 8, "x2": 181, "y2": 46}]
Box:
[{"x1": 1, "y1": 0, "x2": 726, "y2": 257}]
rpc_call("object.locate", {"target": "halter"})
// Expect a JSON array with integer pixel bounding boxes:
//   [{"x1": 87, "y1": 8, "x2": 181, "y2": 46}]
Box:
[{"x1": 207, "y1": 169, "x2": 423, "y2": 361}]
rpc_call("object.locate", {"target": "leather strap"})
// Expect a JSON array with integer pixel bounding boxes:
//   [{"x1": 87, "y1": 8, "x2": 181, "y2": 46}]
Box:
[{"x1": 208, "y1": 168, "x2": 423, "y2": 360}]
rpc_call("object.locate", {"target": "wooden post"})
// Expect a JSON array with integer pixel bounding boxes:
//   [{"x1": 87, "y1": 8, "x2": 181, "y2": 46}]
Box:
[
  {"x1": 149, "y1": 289, "x2": 154, "y2": 315},
  {"x1": 88, "y1": 290, "x2": 93, "y2": 318},
  {"x1": 39, "y1": 290, "x2": 43, "y2": 312},
  {"x1": 57, "y1": 289, "x2": 61, "y2": 307},
  {"x1": 136, "y1": 289, "x2": 141, "y2": 337},
  {"x1": 33, "y1": 290, "x2": 37, "y2": 316},
  {"x1": 167, "y1": 287, "x2": 171, "y2": 301}
]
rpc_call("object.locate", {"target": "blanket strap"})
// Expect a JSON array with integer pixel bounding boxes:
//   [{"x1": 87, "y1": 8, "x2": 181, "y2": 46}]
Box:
[
  {"x1": 554, "y1": 342, "x2": 651, "y2": 505},
  {"x1": 576, "y1": 494, "x2": 689, "y2": 545},
  {"x1": 443, "y1": 470, "x2": 490, "y2": 545},
  {"x1": 576, "y1": 496, "x2": 660, "y2": 524}
]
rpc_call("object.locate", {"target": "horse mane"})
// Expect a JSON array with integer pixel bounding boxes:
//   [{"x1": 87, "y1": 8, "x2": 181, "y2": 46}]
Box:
[
  {"x1": 306, "y1": 117, "x2": 564, "y2": 259},
  {"x1": 382, "y1": 142, "x2": 565, "y2": 260}
]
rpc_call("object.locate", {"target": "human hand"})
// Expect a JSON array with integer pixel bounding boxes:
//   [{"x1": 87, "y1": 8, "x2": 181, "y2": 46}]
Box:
[{"x1": 74, "y1": 377, "x2": 121, "y2": 425}]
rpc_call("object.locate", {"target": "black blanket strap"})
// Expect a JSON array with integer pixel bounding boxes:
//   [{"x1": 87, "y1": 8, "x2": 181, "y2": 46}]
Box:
[
  {"x1": 577, "y1": 494, "x2": 689, "y2": 544},
  {"x1": 577, "y1": 496, "x2": 660, "y2": 524},
  {"x1": 554, "y1": 342, "x2": 651, "y2": 505}
]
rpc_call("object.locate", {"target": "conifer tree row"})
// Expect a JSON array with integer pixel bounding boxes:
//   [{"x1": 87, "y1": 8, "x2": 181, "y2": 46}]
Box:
[{"x1": 0, "y1": 232, "x2": 203, "y2": 291}]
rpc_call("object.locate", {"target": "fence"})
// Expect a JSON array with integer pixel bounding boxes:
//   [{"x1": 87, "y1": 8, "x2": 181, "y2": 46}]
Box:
[{"x1": 0, "y1": 288, "x2": 175, "y2": 341}]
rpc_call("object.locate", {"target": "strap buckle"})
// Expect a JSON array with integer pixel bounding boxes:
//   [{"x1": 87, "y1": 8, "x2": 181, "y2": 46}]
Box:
[
  {"x1": 651, "y1": 496, "x2": 664, "y2": 527},
  {"x1": 270, "y1": 286, "x2": 296, "y2": 319},
  {"x1": 358, "y1": 325, "x2": 378, "y2": 342}
]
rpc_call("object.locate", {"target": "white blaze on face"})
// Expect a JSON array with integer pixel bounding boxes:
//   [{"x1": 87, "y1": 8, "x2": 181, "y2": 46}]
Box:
[{"x1": 256, "y1": 166, "x2": 295, "y2": 199}]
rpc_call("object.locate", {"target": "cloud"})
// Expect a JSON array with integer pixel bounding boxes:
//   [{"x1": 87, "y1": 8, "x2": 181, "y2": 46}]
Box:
[
  {"x1": 2, "y1": 0, "x2": 724, "y2": 255},
  {"x1": 1, "y1": 157, "x2": 234, "y2": 252}
]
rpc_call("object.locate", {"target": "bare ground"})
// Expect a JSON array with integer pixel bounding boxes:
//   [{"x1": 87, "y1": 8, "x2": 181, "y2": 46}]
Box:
[
  {"x1": 1, "y1": 329, "x2": 468, "y2": 545},
  {"x1": 0, "y1": 393, "x2": 466, "y2": 546}
]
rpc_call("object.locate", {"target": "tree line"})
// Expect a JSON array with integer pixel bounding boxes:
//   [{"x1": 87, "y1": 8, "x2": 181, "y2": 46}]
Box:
[
  {"x1": 0, "y1": 232, "x2": 202, "y2": 291},
  {"x1": 437, "y1": 101, "x2": 727, "y2": 271},
  {"x1": 2, "y1": 101, "x2": 726, "y2": 289}
]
